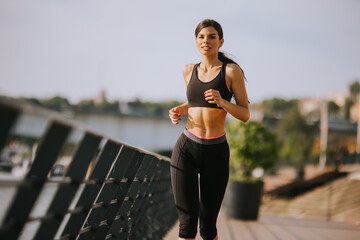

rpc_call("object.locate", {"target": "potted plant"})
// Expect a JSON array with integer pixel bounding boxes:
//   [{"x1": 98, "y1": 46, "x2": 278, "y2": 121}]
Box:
[{"x1": 223, "y1": 120, "x2": 277, "y2": 220}]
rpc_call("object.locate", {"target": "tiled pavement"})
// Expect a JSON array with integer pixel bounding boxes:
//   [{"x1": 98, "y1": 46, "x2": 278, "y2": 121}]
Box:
[{"x1": 164, "y1": 212, "x2": 360, "y2": 240}]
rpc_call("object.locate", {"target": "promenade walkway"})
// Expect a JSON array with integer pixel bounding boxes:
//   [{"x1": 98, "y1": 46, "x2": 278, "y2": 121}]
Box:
[
  {"x1": 164, "y1": 212, "x2": 360, "y2": 240},
  {"x1": 165, "y1": 166, "x2": 360, "y2": 239}
]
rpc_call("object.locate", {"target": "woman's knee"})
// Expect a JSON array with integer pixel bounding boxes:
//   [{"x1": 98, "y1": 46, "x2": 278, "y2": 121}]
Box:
[
  {"x1": 179, "y1": 222, "x2": 197, "y2": 239},
  {"x1": 199, "y1": 217, "x2": 217, "y2": 240},
  {"x1": 178, "y1": 211, "x2": 198, "y2": 239},
  {"x1": 199, "y1": 227, "x2": 217, "y2": 240}
]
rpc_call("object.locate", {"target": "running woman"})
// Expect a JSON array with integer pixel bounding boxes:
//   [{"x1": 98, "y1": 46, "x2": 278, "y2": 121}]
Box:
[{"x1": 169, "y1": 19, "x2": 250, "y2": 240}]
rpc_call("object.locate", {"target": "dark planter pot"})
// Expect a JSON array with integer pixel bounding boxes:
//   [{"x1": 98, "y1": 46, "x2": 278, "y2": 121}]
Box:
[
  {"x1": 296, "y1": 169, "x2": 305, "y2": 180},
  {"x1": 223, "y1": 181, "x2": 264, "y2": 220}
]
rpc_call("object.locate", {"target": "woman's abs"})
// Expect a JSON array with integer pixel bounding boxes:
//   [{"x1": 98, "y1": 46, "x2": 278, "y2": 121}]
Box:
[{"x1": 186, "y1": 107, "x2": 227, "y2": 138}]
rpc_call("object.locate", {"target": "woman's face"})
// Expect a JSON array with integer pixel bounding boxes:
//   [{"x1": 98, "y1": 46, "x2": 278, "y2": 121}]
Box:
[{"x1": 196, "y1": 26, "x2": 224, "y2": 56}]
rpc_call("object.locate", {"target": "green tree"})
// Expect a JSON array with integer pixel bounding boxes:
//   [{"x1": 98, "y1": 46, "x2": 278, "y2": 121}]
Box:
[
  {"x1": 99, "y1": 100, "x2": 120, "y2": 112},
  {"x1": 41, "y1": 96, "x2": 71, "y2": 111},
  {"x1": 276, "y1": 106, "x2": 314, "y2": 172},
  {"x1": 328, "y1": 101, "x2": 341, "y2": 119},
  {"x1": 25, "y1": 97, "x2": 41, "y2": 106},
  {"x1": 226, "y1": 120, "x2": 277, "y2": 181},
  {"x1": 344, "y1": 98, "x2": 354, "y2": 120},
  {"x1": 262, "y1": 98, "x2": 299, "y2": 118},
  {"x1": 343, "y1": 80, "x2": 360, "y2": 120},
  {"x1": 127, "y1": 99, "x2": 183, "y2": 116},
  {"x1": 76, "y1": 100, "x2": 95, "y2": 112},
  {"x1": 349, "y1": 81, "x2": 360, "y2": 100}
]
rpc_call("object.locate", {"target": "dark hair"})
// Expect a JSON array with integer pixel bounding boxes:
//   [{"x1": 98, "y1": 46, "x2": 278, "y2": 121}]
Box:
[
  {"x1": 195, "y1": 19, "x2": 246, "y2": 80},
  {"x1": 195, "y1": 19, "x2": 237, "y2": 65},
  {"x1": 195, "y1": 18, "x2": 249, "y2": 104}
]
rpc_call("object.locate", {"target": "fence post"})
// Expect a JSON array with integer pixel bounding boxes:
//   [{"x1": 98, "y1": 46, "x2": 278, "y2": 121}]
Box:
[{"x1": 0, "y1": 121, "x2": 72, "y2": 240}]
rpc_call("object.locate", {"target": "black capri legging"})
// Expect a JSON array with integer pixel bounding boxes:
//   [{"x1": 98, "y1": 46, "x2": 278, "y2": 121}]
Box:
[{"x1": 170, "y1": 128, "x2": 229, "y2": 240}]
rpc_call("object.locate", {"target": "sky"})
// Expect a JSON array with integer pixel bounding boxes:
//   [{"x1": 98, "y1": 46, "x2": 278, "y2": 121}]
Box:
[{"x1": 0, "y1": 0, "x2": 359, "y2": 104}]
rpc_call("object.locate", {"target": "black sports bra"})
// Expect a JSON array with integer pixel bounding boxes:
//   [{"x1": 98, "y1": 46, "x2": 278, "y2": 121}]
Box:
[{"x1": 186, "y1": 63, "x2": 232, "y2": 109}]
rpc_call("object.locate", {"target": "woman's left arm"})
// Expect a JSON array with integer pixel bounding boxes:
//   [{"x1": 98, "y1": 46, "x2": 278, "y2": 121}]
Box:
[{"x1": 204, "y1": 64, "x2": 250, "y2": 122}]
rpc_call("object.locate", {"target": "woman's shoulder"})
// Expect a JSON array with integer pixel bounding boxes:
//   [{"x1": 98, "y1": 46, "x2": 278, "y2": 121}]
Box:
[
  {"x1": 182, "y1": 64, "x2": 197, "y2": 85},
  {"x1": 225, "y1": 63, "x2": 242, "y2": 73},
  {"x1": 182, "y1": 63, "x2": 196, "y2": 75},
  {"x1": 225, "y1": 63, "x2": 245, "y2": 79}
]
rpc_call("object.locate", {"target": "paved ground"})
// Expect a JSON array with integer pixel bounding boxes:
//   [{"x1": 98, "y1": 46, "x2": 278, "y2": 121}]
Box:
[
  {"x1": 164, "y1": 165, "x2": 360, "y2": 239},
  {"x1": 164, "y1": 211, "x2": 360, "y2": 240}
]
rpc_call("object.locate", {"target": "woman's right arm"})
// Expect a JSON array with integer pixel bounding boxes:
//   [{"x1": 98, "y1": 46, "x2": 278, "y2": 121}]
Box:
[
  {"x1": 169, "y1": 102, "x2": 188, "y2": 125},
  {"x1": 169, "y1": 64, "x2": 194, "y2": 125}
]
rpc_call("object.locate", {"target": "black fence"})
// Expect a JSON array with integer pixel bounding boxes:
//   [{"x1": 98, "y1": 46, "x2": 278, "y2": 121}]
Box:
[{"x1": 0, "y1": 97, "x2": 177, "y2": 239}]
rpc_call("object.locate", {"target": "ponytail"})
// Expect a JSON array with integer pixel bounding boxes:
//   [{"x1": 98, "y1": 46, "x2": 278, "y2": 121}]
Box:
[
  {"x1": 218, "y1": 51, "x2": 246, "y2": 81},
  {"x1": 218, "y1": 51, "x2": 237, "y2": 65}
]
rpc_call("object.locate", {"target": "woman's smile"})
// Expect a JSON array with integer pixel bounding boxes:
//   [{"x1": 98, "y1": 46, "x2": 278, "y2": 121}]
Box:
[{"x1": 202, "y1": 45, "x2": 211, "y2": 51}]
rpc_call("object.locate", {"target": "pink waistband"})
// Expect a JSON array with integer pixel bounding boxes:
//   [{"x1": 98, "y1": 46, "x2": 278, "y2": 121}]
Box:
[
  {"x1": 184, "y1": 128, "x2": 226, "y2": 145},
  {"x1": 186, "y1": 127, "x2": 225, "y2": 139}
]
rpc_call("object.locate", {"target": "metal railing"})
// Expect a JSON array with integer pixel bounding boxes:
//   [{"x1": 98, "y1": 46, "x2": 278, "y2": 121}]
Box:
[{"x1": 0, "y1": 96, "x2": 177, "y2": 239}]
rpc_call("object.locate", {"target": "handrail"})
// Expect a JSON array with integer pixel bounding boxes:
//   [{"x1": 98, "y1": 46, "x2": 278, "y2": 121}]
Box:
[{"x1": 0, "y1": 96, "x2": 177, "y2": 240}]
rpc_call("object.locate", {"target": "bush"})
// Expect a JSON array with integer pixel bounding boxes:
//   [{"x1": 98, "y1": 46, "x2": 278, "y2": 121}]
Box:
[{"x1": 226, "y1": 120, "x2": 277, "y2": 181}]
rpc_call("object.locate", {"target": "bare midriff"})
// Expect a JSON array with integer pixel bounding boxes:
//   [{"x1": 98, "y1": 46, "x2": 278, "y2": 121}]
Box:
[{"x1": 186, "y1": 107, "x2": 227, "y2": 138}]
